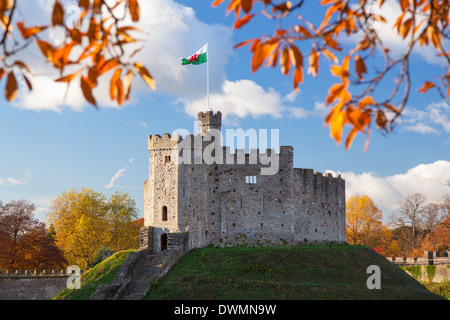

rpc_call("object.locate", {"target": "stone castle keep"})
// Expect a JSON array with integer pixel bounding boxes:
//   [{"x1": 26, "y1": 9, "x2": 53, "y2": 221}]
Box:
[{"x1": 140, "y1": 111, "x2": 346, "y2": 253}]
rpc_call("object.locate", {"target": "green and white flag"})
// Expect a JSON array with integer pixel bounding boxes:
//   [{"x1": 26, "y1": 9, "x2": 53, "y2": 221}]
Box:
[{"x1": 180, "y1": 44, "x2": 207, "y2": 65}]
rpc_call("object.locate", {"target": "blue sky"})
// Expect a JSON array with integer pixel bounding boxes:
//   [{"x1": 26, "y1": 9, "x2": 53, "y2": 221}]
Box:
[{"x1": 0, "y1": 0, "x2": 449, "y2": 223}]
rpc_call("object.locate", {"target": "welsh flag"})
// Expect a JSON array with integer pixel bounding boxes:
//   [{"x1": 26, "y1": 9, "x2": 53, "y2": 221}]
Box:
[{"x1": 180, "y1": 44, "x2": 207, "y2": 65}]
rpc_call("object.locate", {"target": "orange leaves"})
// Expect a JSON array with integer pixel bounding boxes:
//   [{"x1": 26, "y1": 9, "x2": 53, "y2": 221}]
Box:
[
  {"x1": 419, "y1": 81, "x2": 435, "y2": 93},
  {"x1": 80, "y1": 76, "x2": 97, "y2": 106},
  {"x1": 0, "y1": 59, "x2": 34, "y2": 102},
  {"x1": 330, "y1": 55, "x2": 350, "y2": 79},
  {"x1": 307, "y1": 48, "x2": 319, "y2": 77},
  {"x1": 110, "y1": 69, "x2": 123, "y2": 105},
  {"x1": 128, "y1": 0, "x2": 140, "y2": 22},
  {"x1": 3, "y1": 0, "x2": 153, "y2": 108},
  {"x1": 325, "y1": 54, "x2": 374, "y2": 150},
  {"x1": 398, "y1": 18, "x2": 413, "y2": 39},
  {"x1": 4, "y1": 71, "x2": 17, "y2": 102},
  {"x1": 215, "y1": 0, "x2": 450, "y2": 152},
  {"x1": 241, "y1": 0, "x2": 253, "y2": 13},
  {"x1": 355, "y1": 55, "x2": 367, "y2": 80},
  {"x1": 280, "y1": 47, "x2": 290, "y2": 75},
  {"x1": 52, "y1": 1, "x2": 65, "y2": 27},
  {"x1": 17, "y1": 22, "x2": 47, "y2": 39},
  {"x1": 233, "y1": 14, "x2": 255, "y2": 29},
  {"x1": 134, "y1": 62, "x2": 156, "y2": 90}
]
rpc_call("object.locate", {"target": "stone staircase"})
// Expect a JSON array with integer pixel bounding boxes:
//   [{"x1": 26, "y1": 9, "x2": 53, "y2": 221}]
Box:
[
  {"x1": 120, "y1": 253, "x2": 156, "y2": 300},
  {"x1": 90, "y1": 249, "x2": 184, "y2": 300}
]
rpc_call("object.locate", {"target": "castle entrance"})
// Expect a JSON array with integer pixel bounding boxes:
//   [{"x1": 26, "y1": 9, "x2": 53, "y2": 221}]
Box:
[{"x1": 160, "y1": 233, "x2": 168, "y2": 251}]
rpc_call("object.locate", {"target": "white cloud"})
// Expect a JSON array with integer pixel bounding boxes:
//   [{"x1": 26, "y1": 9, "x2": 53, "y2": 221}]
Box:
[
  {"x1": 327, "y1": 160, "x2": 450, "y2": 219},
  {"x1": 0, "y1": 170, "x2": 32, "y2": 186},
  {"x1": 140, "y1": 122, "x2": 148, "y2": 128},
  {"x1": 182, "y1": 79, "x2": 330, "y2": 124},
  {"x1": 105, "y1": 167, "x2": 127, "y2": 189},
  {"x1": 183, "y1": 80, "x2": 284, "y2": 122},
  {"x1": 283, "y1": 90, "x2": 300, "y2": 103},
  {"x1": 400, "y1": 101, "x2": 450, "y2": 135},
  {"x1": 128, "y1": 158, "x2": 134, "y2": 164}
]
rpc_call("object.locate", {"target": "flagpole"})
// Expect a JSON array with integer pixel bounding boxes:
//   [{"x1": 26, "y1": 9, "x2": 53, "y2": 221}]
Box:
[{"x1": 206, "y1": 43, "x2": 210, "y2": 111}]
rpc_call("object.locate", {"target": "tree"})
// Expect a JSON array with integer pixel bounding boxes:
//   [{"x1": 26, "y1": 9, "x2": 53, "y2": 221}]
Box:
[
  {"x1": 0, "y1": 199, "x2": 39, "y2": 269},
  {"x1": 47, "y1": 188, "x2": 140, "y2": 269},
  {"x1": 0, "y1": 0, "x2": 154, "y2": 107},
  {"x1": 12, "y1": 225, "x2": 68, "y2": 271},
  {"x1": 440, "y1": 178, "x2": 450, "y2": 228},
  {"x1": 432, "y1": 214, "x2": 450, "y2": 250},
  {"x1": 391, "y1": 193, "x2": 427, "y2": 251},
  {"x1": 346, "y1": 194, "x2": 383, "y2": 247},
  {"x1": 212, "y1": 0, "x2": 450, "y2": 149},
  {"x1": 421, "y1": 202, "x2": 447, "y2": 233},
  {"x1": 106, "y1": 191, "x2": 140, "y2": 251},
  {"x1": 0, "y1": 199, "x2": 66, "y2": 270}
]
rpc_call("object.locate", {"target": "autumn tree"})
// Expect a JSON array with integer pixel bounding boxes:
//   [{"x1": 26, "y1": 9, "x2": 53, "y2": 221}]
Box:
[
  {"x1": 212, "y1": 0, "x2": 450, "y2": 149},
  {"x1": 47, "y1": 188, "x2": 140, "y2": 269},
  {"x1": 0, "y1": 199, "x2": 39, "y2": 269},
  {"x1": 0, "y1": 199, "x2": 66, "y2": 270},
  {"x1": 0, "y1": 0, "x2": 154, "y2": 107},
  {"x1": 12, "y1": 224, "x2": 68, "y2": 271},
  {"x1": 432, "y1": 214, "x2": 450, "y2": 250},
  {"x1": 106, "y1": 191, "x2": 141, "y2": 251},
  {"x1": 391, "y1": 193, "x2": 428, "y2": 251},
  {"x1": 440, "y1": 178, "x2": 450, "y2": 228},
  {"x1": 346, "y1": 194, "x2": 383, "y2": 247}
]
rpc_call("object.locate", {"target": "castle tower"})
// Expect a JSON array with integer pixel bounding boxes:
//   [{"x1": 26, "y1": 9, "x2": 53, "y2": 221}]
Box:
[{"x1": 198, "y1": 111, "x2": 222, "y2": 135}]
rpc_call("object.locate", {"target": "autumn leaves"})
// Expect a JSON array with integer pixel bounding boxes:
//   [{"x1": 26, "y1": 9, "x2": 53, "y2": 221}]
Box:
[
  {"x1": 1, "y1": 0, "x2": 154, "y2": 107},
  {"x1": 212, "y1": 0, "x2": 450, "y2": 150}
]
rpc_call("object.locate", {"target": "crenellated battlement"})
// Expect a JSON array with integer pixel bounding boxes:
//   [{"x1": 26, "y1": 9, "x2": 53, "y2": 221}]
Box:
[
  {"x1": 198, "y1": 110, "x2": 222, "y2": 135},
  {"x1": 387, "y1": 251, "x2": 450, "y2": 266},
  {"x1": 0, "y1": 269, "x2": 84, "y2": 277}
]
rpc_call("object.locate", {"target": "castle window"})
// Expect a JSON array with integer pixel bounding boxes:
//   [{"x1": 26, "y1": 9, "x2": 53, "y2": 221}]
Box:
[
  {"x1": 162, "y1": 206, "x2": 168, "y2": 221},
  {"x1": 165, "y1": 155, "x2": 171, "y2": 164},
  {"x1": 246, "y1": 176, "x2": 257, "y2": 184}
]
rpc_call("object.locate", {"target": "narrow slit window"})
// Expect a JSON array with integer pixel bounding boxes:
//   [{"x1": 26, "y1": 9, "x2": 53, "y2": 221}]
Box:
[
  {"x1": 162, "y1": 206, "x2": 168, "y2": 221},
  {"x1": 165, "y1": 155, "x2": 171, "y2": 164}
]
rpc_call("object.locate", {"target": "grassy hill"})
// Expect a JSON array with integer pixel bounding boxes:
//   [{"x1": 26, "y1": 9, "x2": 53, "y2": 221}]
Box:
[
  {"x1": 145, "y1": 244, "x2": 443, "y2": 300},
  {"x1": 53, "y1": 244, "x2": 444, "y2": 300},
  {"x1": 52, "y1": 249, "x2": 134, "y2": 300}
]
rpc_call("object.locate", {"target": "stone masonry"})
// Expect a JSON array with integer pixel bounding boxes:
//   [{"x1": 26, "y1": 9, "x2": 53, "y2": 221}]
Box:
[{"x1": 141, "y1": 110, "x2": 346, "y2": 254}]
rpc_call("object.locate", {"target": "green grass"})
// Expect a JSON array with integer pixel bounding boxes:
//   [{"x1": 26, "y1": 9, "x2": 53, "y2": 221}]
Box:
[
  {"x1": 401, "y1": 266, "x2": 422, "y2": 281},
  {"x1": 144, "y1": 244, "x2": 443, "y2": 300},
  {"x1": 52, "y1": 249, "x2": 134, "y2": 300},
  {"x1": 422, "y1": 282, "x2": 450, "y2": 300}
]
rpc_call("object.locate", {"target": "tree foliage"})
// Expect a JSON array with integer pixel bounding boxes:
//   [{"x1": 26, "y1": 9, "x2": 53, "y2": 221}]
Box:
[
  {"x1": 47, "y1": 188, "x2": 140, "y2": 269},
  {"x1": 212, "y1": 0, "x2": 450, "y2": 149},
  {"x1": 0, "y1": 199, "x2": 67, "y2": 270},
  {"x1": 0, "y1": 0, "x2": 154, "y2": 107},
  {"x1": 346, "y1": 194, "x2": 383, "y2": 246}
]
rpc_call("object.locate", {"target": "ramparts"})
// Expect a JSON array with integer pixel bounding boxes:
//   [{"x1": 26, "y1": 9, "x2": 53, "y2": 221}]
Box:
[{"x1": 387, "y1": 251, "x2": 450, "y2": 266}]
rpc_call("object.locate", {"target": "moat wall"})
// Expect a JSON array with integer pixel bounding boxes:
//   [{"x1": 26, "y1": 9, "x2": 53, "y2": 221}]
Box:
[{"x1": 0, "y1": 277, "x2": 68, "y2": 300}]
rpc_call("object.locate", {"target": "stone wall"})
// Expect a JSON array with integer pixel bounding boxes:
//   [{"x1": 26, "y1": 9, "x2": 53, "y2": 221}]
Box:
[
  {"x1": 0, "y1": 277, "x2": 69, "y2": 300},
  {"x1": 387, "y1": 251, "x2": 450, "y2": 266},
  {"x1": 170, "y1": 139, "x2": 346, "y2": 249},
  {"x1": 142, "y1": 112, "x2": 346, "y2": 254},
  {"x1": 403, "y1": 265, "x2": 450, "y2": 283}
]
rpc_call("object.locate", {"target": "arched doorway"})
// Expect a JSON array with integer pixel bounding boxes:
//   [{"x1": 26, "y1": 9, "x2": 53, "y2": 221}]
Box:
[{"x1": 160, "y1": 233, "x2": 168, "y2": 251}]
